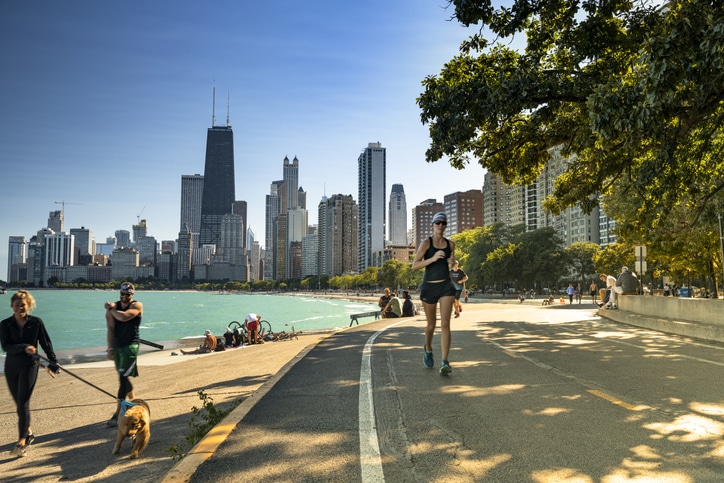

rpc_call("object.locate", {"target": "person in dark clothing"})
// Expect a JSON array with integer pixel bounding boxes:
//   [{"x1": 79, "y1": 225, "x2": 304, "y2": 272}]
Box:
[
  {"x1": 402, "y1": 290, "x2": 416, "y2": 317},
  {"x1": 104, "y1": 282, "x2": 143, "y2": 427},
  {"x1": 378, "y1": 288, "x2": 392, "y2": 318},
  {"x1": 412, "y1": 212, "x2": 457, "y2": 375},
  {"x1": 0, "y1": 290, "x2": 60, "y2": 458}
]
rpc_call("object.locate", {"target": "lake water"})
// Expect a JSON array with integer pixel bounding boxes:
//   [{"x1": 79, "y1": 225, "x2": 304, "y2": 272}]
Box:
[{"x1": 0, "y1": 290, "x2": 376, "y2": 354}]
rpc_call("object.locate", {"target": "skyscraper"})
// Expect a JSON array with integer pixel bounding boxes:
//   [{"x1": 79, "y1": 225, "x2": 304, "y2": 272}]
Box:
[
  {"x1": 264, "y1": 180, "x2": 284, "y2": 281},
  {"x1": 283, "y1": 156, "x2": 299, "y2": 210},
  {"x1": 7, "y1": 236, "x2": 26, "y2": 283},
  {"x1": 321, "y1": 194, "x2": 358, "y2": 277},
  {"x1": 180, "y1": 174, "x2": 204, "y2": 235},
  {"x1": 232, "y1": 200, "x2": 247, "y2": 252},
  {"x1": 199, "y1": 121, "x2": 235, "y2": 247},
  {"x1": 413, "y1": 199, "x2": 444, "y2": 249},
  {"x1": 388, "y1": 184, "x2": 408, "y2": 246},
  {"x1": 358, "y1": 142, "x2": 386, "y2": 270},
  {"x1": 48, "y1": 210, "x2": 63, "y2": 233},
  {"x1": 443, "y1": 189, "x2": 483, "y2": 236}
]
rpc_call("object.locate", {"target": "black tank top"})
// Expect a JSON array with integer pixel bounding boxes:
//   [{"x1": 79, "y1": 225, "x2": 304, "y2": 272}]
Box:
[
  {"x1": 113, "y1": 301, "x2": 141, "y2": 347},
  {"x1": 423, "y1": 237, "x2": 451, "y2": 282}
]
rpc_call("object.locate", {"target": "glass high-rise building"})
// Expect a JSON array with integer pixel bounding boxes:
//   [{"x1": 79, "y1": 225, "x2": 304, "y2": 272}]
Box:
[
  {"x1": 180, "y1": 174, "x2": 204, "y2": 235},
  {"x1": 358, "y1": 142, "x2": 386, "y2": 270},
  {"x1": 199, "y1": 125, "x2": 235, "y2": 247},
  {"x1": 388, "y1": 184, "x2": 407, "y2": 246},
  {"x1": 7, "y1": 236, "x2": 26, "y2": 282}
]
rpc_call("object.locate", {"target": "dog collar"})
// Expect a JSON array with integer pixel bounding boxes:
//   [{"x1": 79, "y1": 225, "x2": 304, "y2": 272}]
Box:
[{"x1": 121, "y1": 400, "x2": 139, "y2": 418}]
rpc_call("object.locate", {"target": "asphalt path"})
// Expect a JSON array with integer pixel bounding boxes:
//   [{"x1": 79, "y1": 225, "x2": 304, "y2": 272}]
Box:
[{"x1": 189, "y1": 301, "x2": 724, "y2": 482}]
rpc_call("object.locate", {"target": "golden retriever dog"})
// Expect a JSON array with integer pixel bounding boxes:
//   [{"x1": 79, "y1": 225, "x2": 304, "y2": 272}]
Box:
[{"x1": 112, "y1": 398, "x2": 151, "y2": 459}]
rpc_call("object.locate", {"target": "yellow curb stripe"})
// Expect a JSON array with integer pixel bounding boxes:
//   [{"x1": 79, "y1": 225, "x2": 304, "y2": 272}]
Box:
[
  {"x1": 160, "y1": 335, "x2": 327, "y2": 483},
  {"x1": 588, "y1": 389, "x2": 651, "y2": 411}
]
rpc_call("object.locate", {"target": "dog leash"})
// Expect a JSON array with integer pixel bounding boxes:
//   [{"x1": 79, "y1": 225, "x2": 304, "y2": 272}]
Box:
[{"x1": 37, "y1": 354, "x2": 117, "y2": 400}]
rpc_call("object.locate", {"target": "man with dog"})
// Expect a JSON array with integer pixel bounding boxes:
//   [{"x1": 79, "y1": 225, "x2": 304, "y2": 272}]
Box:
[{"x1": 105, "y1": 282, "x2": 143, "y2": 427}]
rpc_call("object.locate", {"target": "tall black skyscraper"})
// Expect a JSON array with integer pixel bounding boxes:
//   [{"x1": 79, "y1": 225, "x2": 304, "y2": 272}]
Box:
[{"x1": 199, "y1": 98, "x2": 235, "y2": 247}]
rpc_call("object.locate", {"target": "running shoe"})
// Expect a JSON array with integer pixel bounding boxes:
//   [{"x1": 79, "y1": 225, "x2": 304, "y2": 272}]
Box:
[
  {"x1": 440, "y1": 361, "x2": 452, "y2": 375},
  {"x1": 10, "y1": 444, "x2": 26, "y2": 457},
  {"x1": 25, "y1": 434, "x2": 35, "y2": 446},
  {"x1": 423, "y1": 346, "x2": 434, "y2": 368}
]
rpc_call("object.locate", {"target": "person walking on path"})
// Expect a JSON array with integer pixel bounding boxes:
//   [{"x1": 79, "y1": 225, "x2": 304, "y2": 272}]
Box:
[
  {"x1": 104, "y1": 282, "x2": 143, "y2": 427},
  {"x1": 0, "y1": 290, "x2": 60, "y2": 457},
  {"x1": 566, "y1": 283, "x2": 575, "y2": 304},
  {"x1": 412, "y1": 212, "x2": 457, "y2": 375},
  {"x1": 449, "y1": 261, "x2": 468, "y2": 318},
  {"x1": 589, "y1": 280, "x2": 598, "y2": 305}
]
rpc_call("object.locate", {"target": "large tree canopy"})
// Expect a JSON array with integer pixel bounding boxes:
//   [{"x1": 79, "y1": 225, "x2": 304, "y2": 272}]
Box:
[{"x1": 419, "y1": 0, "x2": 724, "y2": 221}]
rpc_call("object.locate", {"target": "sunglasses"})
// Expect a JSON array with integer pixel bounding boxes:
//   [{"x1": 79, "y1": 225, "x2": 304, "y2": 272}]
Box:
[
  {"x1": 120, "y1": 292, "x2": 132, "y2": 297},
  {"x1": 433, "y1": 221, "x2": 447, "y2": 226}
]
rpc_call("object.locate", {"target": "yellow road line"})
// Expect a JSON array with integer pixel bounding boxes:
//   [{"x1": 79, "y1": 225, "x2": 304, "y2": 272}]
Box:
[{"x1": 588, "y1": 389, "x2": 651, "y2": 411}]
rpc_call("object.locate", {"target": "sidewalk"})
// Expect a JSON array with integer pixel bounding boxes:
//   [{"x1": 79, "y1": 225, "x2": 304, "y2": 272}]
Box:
[{"x1": 1, "y1": 333, "x2": 327, "y2": 483}]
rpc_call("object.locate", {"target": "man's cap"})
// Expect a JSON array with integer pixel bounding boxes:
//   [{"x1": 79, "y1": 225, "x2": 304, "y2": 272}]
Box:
[
  {"x1": 432, "y1": 212, "x2": 447, "y2": 224},
  {"x1": 205, "y1": 330, "x2": 212, "y2": 336},
  {"x1": 622, "y1": 266, "x2": 629, "y2": 272}
]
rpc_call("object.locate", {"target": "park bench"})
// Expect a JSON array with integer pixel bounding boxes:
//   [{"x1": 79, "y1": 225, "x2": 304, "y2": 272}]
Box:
[{"x1": 349, "y1": 310, "x2": 382, "y2": 326}]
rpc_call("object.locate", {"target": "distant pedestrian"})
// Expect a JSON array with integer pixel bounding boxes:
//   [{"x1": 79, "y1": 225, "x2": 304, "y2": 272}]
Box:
[
  {"x1": 1, "y1": 290, "x2": 60, "y2": 458},
  {"x1": 566, "y1": 283, "x2": 575, "y2": 304},
  {"x1": 589, "y1": 280, "x2": 598, "y2": 305},
  {"x1": 576, "y1": 283, "x2": 582, "y2": 304},
  {"x1": 449, "y1": 261, "x2": 468, "y2": 318},
  {"x1": 412, "y1": 212, "x2": 457, "y2": 375}
]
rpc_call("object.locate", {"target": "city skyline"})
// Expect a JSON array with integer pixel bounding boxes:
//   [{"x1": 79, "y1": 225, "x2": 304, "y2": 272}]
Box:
[{"x1": 0, "y1": 1, "x2": 489, "y2": 280}]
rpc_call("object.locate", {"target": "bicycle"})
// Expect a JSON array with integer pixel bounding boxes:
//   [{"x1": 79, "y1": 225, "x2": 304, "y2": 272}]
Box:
[{"x1": 227, "y1": 320, "x2": 250, "y2": 345}]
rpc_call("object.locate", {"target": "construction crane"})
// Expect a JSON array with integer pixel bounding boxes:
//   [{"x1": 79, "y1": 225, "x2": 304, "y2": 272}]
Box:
[
  {"x1": 54, "y1": 200, "x2": 82, "y2": 224},
  {"x1": 137, "y1": 205, "x2": 146, "y2": 224}
]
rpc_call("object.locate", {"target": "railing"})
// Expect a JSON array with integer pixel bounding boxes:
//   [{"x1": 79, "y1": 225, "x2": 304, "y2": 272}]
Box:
[{"x1": 349, "y1": 311, "x2": 382, "y2": 326}]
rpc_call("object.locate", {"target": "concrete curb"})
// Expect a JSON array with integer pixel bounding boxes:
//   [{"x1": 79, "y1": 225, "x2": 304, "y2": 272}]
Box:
[
  {"x1": 159, "y1": 333, "x2": 333, "y2": 482},
  {"x1": 597, "y1": 309, "x2": 724, "y2": 343}
]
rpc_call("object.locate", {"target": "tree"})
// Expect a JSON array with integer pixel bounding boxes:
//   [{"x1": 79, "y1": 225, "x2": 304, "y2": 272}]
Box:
[
  {"x1": 419, "y1": 1, "x2": 724, "y2": 224},
  {"x1": 451, "y1": 223, "x2": 513, "y2": 289},
  {"x1": 479, "y1": 226, "x2": 565, "y2": 291},
  {"x1": 593, "y1": 244, "x2": 635, "y2": 278},
  {"x1": 565, "y1": 242, "x2": 601, "y2": 284},
  {"x1": 378, "y1": 259, "x2": 407, "y2": 291}
]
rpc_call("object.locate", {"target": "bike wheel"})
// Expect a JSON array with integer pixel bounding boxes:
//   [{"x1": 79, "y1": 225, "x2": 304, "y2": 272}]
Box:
[{"x1": 260, "y1": 320, "x2": 272, "y2": 338}]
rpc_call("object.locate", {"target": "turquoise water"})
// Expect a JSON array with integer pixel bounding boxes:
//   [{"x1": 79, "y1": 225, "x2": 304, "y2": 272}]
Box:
[{"x1": 0, "y1": 290, "x2": 376, "y2": 353}]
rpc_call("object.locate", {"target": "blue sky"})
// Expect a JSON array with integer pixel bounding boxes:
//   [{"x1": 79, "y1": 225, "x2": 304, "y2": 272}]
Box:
[{"x1": 0, "y1": 0, "x2": 489, "y2": 280}]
